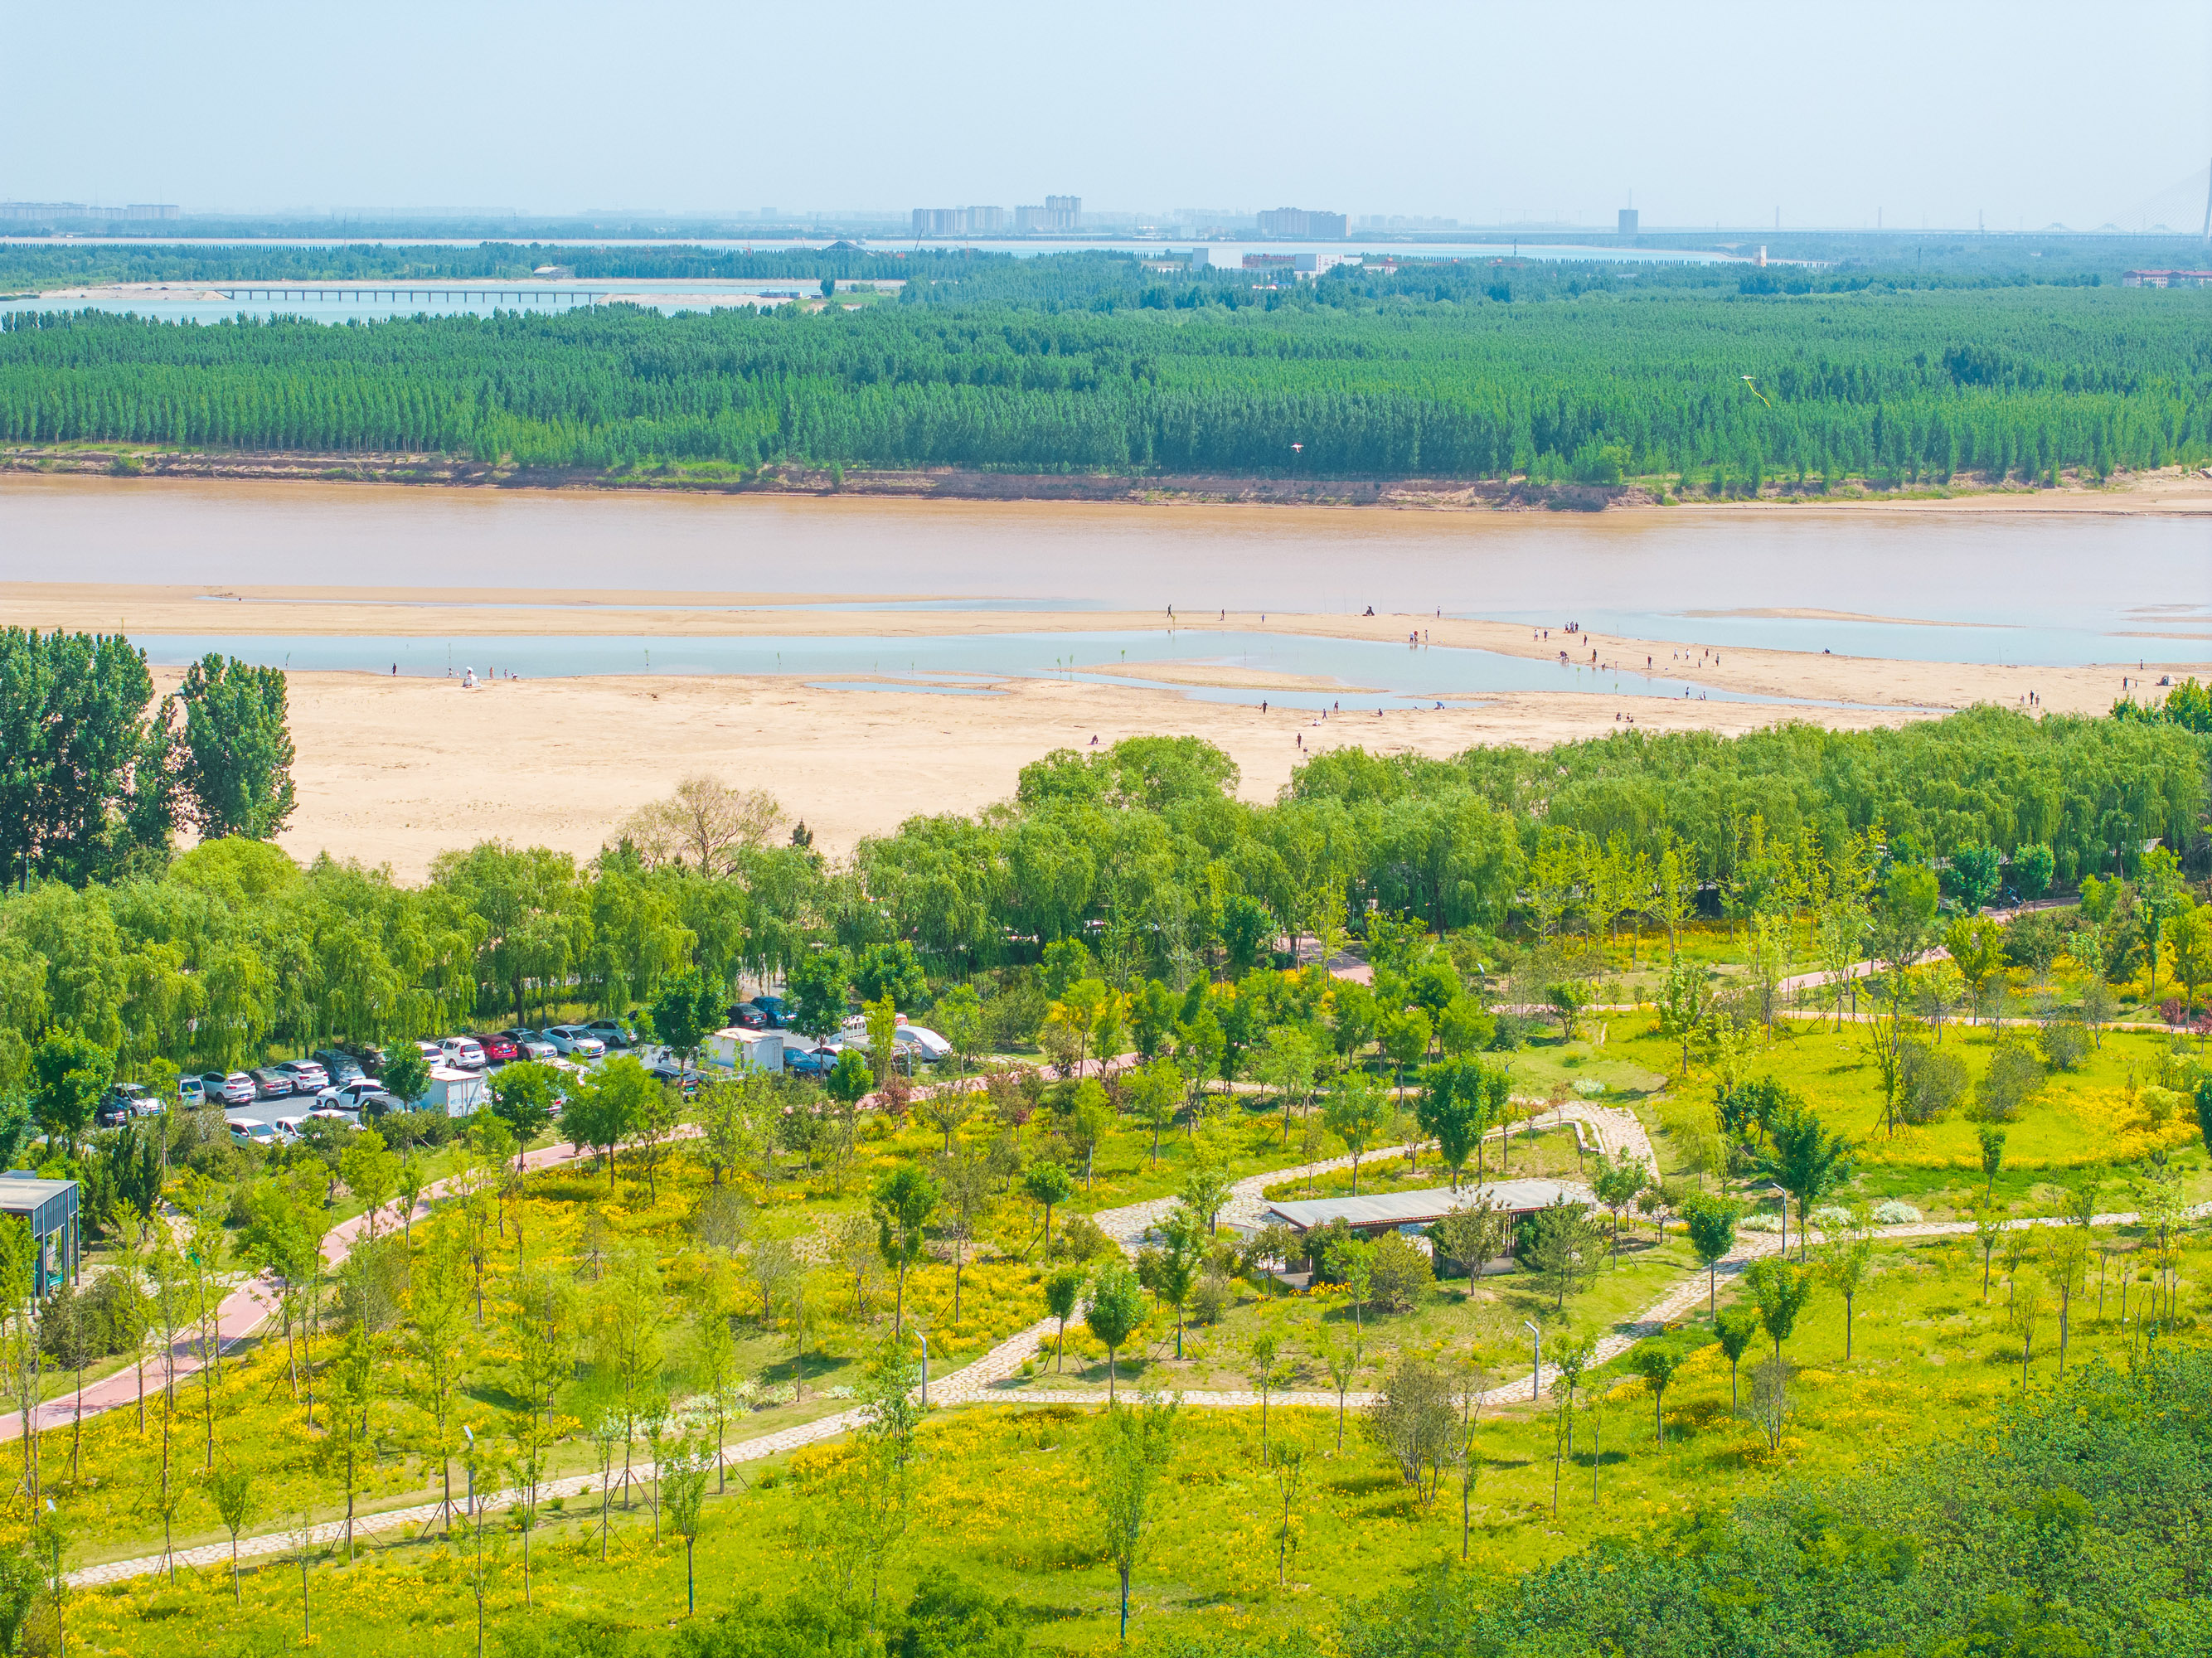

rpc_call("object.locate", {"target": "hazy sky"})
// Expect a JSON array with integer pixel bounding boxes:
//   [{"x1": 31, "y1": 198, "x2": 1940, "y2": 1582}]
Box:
[{"x1": 7, "y1": 0, "x2": 2209, "y2": 230}]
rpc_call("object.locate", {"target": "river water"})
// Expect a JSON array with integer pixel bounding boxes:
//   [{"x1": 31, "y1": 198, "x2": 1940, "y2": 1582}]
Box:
[{"x1": 0, "y1": 478, "x2": 2203, "y2": 673}]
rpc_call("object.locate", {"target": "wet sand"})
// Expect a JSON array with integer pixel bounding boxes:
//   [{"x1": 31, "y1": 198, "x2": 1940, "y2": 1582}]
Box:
[{"x1": 30, "y1": 586, "x2": 2196, "y2": 715}]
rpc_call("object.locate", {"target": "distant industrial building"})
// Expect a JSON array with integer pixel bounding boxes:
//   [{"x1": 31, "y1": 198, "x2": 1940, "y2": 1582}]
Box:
[
  {"x1": 1242, "y1": 251, "x2": 1358, "y2": 277},
  {"x1": 1256, "y1": 206, "x2": 1347, "y2": 240},
  {"x1": 1015, "y1": 195, "x2": 1081, "y2": 233},
  {"x1": 2122, "y1": 269, "x2": 2212, "y2": 288},
  {"x1": 0, "y1": 201, "x2": 179, "y2": 221},
  {"x1": 1618, "y1": 207, "x2": 1638, "y2": 236}
]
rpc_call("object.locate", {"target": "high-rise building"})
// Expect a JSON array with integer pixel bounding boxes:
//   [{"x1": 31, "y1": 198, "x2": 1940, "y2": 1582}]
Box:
[
  {"x1": 912, "y1": 206, "x2": 1006, "y2": 237},
  {"x1": 1618, "y1": 207, "x2": 1639, "y2": 236},
  {"x1": 1255, "y1": 206, "x2": 1346, "y2": 240},
  {"x1": 1016, "y1": 196, "x2": 1081, "y2": 233}
]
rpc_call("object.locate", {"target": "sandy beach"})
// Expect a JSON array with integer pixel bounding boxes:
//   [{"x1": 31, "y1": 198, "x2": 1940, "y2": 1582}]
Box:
[{"x1": 222, "y1": 667, "x2": 1962, "y2": 880}]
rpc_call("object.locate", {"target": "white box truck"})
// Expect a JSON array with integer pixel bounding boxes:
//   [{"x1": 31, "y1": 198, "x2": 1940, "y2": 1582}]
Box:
[
  {"x1": 419, "y1": 1065, "x2": 488, "y2": 1117},
  {"x1": 701, "y1": 1027, "x2": 786, "y2": 1075}
]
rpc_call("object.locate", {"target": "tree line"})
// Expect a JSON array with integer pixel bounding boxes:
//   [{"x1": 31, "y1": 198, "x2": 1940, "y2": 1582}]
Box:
[
  {"x1": 1, "y1": 631, "x2": 295, "y2": 888},
  {"x1": 4, "y1": 270, "x2": 2205, "y2": 482},
  {"x1": 2, "y1": 639, "x2": 2203, "y2": 1143}
]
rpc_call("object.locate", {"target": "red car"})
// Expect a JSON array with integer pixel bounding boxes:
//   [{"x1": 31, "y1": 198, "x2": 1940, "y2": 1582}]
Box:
[{"x1": 471, "y1": 1031, "x2": 521, "y2": 1065}]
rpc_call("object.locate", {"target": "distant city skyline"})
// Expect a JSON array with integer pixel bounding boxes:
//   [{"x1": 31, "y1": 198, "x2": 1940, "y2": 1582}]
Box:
[{"x1": 4, "y1": 0, "x2": 2207, "y2": 233}]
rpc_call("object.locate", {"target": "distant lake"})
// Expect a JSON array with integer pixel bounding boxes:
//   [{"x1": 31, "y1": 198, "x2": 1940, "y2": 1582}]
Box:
[{"x1": 0, "y1": 237, "x2": 1736, "y2": 324}]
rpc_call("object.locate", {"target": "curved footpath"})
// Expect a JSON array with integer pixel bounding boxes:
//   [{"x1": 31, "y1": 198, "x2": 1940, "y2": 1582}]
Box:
[{"x1": 62, "y1": 1103, "x2": 2197, "y2": 1588}]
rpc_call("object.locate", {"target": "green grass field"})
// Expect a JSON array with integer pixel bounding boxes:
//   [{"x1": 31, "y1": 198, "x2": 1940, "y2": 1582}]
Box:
[
  {"x1": 15, "y1": 952, "x2": 2211, "y2": 1658},
  {"x1": 54, "y1": 1211, "x2": 2203, "y2": 1656}
]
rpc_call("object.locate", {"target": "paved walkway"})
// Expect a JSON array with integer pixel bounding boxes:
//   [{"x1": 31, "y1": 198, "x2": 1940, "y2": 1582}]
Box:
[{"x1": 12, "y1": 1134, "x2": 603, "y2": 1448}]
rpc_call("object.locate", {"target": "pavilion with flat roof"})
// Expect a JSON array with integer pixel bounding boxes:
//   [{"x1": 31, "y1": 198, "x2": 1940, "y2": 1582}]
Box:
[
  {"x1": 1262, "y1": 1177, "x2": 1589, "y2": 1239},
  {"x1": 0, "y1": 1174, "x2": 80, "y2": 1298}
]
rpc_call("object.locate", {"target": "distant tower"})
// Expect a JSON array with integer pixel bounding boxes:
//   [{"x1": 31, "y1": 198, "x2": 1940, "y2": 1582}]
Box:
[
  {"x1": 1618, "y1": 206, "x2": 1638, "y2": 238},
  {"x1": 2201, "y1": 159, "x2": 2210, "y2": 242}
]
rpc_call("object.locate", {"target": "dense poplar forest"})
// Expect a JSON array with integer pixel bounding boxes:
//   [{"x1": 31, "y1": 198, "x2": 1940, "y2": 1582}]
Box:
[{"x1": 2, "y1": 247, "x2": 2207, "y2": 483}]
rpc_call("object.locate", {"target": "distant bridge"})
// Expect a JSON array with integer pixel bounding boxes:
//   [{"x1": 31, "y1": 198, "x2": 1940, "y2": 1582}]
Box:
[{"x1": 212, "y1": 286, "x2": 600, "y2": 305}]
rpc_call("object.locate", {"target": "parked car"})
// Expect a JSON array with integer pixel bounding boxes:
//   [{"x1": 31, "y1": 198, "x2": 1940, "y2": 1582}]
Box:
[
  {"x1": 334, "y1": 1042, "x2": 388, "y2": 1074},
  {"x1": 312, "y1": 1047, "x2": 366, "y2": 1084},
  {"x1": 301, "y1": 1108, "x2": 365, "y2": 1130},
  {"x1": 201, "y1": 1071, "x2": 252, "y2": 1107},
  {"x1": 439, "y1": 1036, "x2": 488, "y2": 1070},
  {"x1": 228, "y1": 1117, "x2": 280, "y2": 1147},
  {"x1": 784, "y1": 1046, "x2": 838, "y2": 1079},
  {"x1": 502, "y1": 1029, "x2": 558, "y2": 1061},
  {"x1": 95, "y1": 1084, "x2": 149, "y2": 1129},
  {"x1": 99, "y1": 1082, "x2": 153, "y2": 1120},
  {"x1": 318, "y1": 1078, "x2": 389, "y2": 1110},
  {"x1": 415, "y1": 1040, "x2": 444, "y2": 1066},
  {"x1": 250, "y1": 1068, "x2": 297, "y2": 1100},
  {"x1": 472, "y1": 1032, "x2": 521, "y2": 1066},
  {"x1": 580, "y1": 1019, "x2": 638, "y2": 1050},
  {"x1": 724, "y1": 1003, "x2": 770, "y2": 1030},
  {"x1": 645, "y1": 1059, "x2": 702, "y2": 1095},
  {"x1": 178, "y1": 1076, "x2": 206, "y2": 1108},
  {"x1": 273, "y1": 1116, "x2": 309, "y2": 1142},
  {"x1": 543, "y1": 1025, "x2": 607, "y2": 1059},
  {"x1": 276, "y1": 1059, "x2": 330, "y2": 1092},
  {"x1": 748, "y1": 996, "x2": 793, "y2": 1027}
]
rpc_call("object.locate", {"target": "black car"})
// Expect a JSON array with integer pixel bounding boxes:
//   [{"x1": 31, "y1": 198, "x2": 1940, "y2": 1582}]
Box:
[
  {"x1": 646, "y1": 1059, "x2": 702, "y2": 1096},
  {"x1": 311, "y1": 1047, "x2": 366, "y2": 1084},
  {"x1": 725, "y1": 1003, "x2": 770, "y2": 1030},
  {"x1": 335, "y1": 1041, "x2": 389, "y2": 1074}
]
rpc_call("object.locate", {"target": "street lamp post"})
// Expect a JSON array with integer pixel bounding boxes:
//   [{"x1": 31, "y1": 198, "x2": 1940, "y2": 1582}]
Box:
[{"x1": 1522, "y1": 1320, "x2": 1542, "y2": 1401}]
